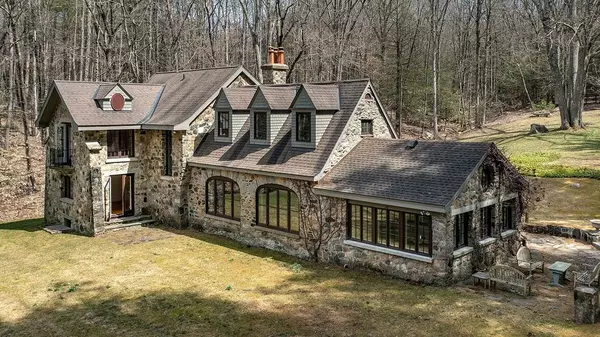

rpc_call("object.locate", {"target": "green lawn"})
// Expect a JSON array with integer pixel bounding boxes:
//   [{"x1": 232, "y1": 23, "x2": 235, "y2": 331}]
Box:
[
  {"x1": 0, "y1": 219, "x2": 597, "y2": 336},
  {"x1": 459, "y1": 110, "x2": 600, "y2": 178}
]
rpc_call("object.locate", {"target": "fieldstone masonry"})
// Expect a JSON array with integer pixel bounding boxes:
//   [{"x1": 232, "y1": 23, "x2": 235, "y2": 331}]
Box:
[{"x1": 574, "y1": 286, "x2": 600, "y2": 324}]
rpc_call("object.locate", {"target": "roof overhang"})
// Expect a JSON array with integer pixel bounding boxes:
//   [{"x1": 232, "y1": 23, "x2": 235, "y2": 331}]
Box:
[
  {"x1": 187, "y1": 161, "x2": 317, "y2": 182},
  {"x1": 313, "y1": 187, "x2": 447, "y2": 213},
  {"x1": 77, "y1": 125, "x2": 142, "y2": 131}
]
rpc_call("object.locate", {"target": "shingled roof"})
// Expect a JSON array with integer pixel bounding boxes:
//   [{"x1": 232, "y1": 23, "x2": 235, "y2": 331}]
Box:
[
  {"x1": 37, "y1": 81, "x2": 164, "y2": 128},
  {"x1": 37, "y1": 66, "x2": 257, "y2": 129},
  {"x1": 188, "y1": 79, "x2": 371, "y2": 179},
  {"x1": 314, "y1": 138, "x2": 494, "y2": 211},
  {"x1": 299, "y1": 84, "x2": 340, "y2": 110},
  {"x1": 222, "y1": 86, "x2": 258, "y2": 110},
  {"x1": 252, "y1": 85, "x2": 300, "y2": 110}
]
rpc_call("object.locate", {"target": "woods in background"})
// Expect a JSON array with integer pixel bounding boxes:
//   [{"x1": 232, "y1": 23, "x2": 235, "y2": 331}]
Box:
[{"x1": 1, "y1": 0, "x2": 599, "y2": 152}]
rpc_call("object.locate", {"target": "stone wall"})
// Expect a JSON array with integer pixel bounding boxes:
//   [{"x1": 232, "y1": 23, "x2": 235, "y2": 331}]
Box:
[
  {"x1": 322, "y1": 91, "x2": 394, "y2": 175},
  {"x1": 448, "y1": 155, "x2": 522, "y2": 281}
]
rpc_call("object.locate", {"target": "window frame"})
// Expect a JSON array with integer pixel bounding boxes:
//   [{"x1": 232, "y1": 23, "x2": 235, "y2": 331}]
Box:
[
  {"x1": 205, "y1": 177, "x2": 241, "y2": 221},
  {"x1": 480, "y1": 205, "x2": 495, "y2": 238},
  {"x1": 347, "y1": 202, "x2": 433, "y2": 257},
  {"x1": 61, "y1": 175, "x2": 72, "y2": 199},
  {"x1": 107, "y1": 130, "x2": 135, "y2": 158},
  {"x1": 481, "y1": 165, "x2": 494, "y2": 190},
  {"x1": 455, "y1": 212, "x2": 471, "y2": 249},
  {"x1": 361, "y1": 119, "x2": 373, "y2": 136},
  {"x1": 162, "y1": 130, "x2": 173, "y2": 176},
  {"x1": 502, "y1": 201, "x2": 515, "y2": 230},
  {"x1": 253, "y1": 111, "x2": 268, "y2": 141},
  {"x1": 255, "y1": 184, "x2": 299, "y2": 234},
  {"x1": 217, "y1": 111, "x2": 230, "y2": 138},
  {"x1": 295, "y1": 111, "x2": 312, "y2": 142}
]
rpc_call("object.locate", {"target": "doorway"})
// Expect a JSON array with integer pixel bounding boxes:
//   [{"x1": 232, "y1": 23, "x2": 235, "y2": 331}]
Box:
[{"x1": 110, "y1": 174, "x2": 134, "y2": 218}]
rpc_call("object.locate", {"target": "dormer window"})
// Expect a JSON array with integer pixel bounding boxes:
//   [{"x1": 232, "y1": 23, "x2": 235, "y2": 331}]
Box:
[
  {"x1": 217, "y1": 111, "x2": 230, "y2": 137},
  {"x1": 254, "y1": 111, "x2": 268, "y2": 140},
  {"x1": 95, "y1": 84, "x2": 133, "y2": 111},
  {"x1": 296, "y1": 111, "x2": 311, "y2": 142}
]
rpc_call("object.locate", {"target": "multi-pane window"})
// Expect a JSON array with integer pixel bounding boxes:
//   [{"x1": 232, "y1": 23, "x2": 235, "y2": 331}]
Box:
[
  {"x1": 361, "y1": 120, "x2": 373, "y2": 135},
  {"x1": 206, "y1": 177, "x2": 241, "y2": 220},
  {"x1": 256, "y1": 185, "x2": 299, "y2": 233},
  {"x1": 348, "y1": 203, "x2": 432, "y2": 256},
  {"x1": 254, "y1": 111, "x2": 268, "y2": 140},
  {"x1": 481, "y1": 205, "x2": 495, "y2": 238},
  {"x1": 217, "y1": 111, "x2": 230, "y2": 137},
  {"x1": 296, "y1": 111, "x2": 311, "y2": 142},
  {"x1": 61, "y1": 175, "x2": 72, "y2": 199},
  {"x1": 107, "y1": 130, "x2": 134, "y2": 158},
  {"x1": 162, "y1": 131, "x2": 173, "y2": 176},
  {"x1": 455, "y1": 212, "x2": 471, "y2": 249},
  {"x1": 502, "y1": 201, "x2": 515, "y2": 230}
]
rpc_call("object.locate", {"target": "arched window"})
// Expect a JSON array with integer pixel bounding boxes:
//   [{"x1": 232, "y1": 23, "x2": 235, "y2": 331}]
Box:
[
  {"x1": 256, "y1": 185, "x2": 299, "y2": 233},
  {"x1": 206, "y1": 177, "x2": 241, "y2": 220}
]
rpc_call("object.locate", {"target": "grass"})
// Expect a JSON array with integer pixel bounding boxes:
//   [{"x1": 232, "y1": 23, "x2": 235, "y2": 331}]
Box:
[
  {"x1": 1, "y1": 219, "x2": 598, "y2": 336},
  {"x1": 459, "y1": 110, "x2": 600, "y2": 178},
  {"x1": 529, "y1": 178, "x2": 600, "y2": 229}
]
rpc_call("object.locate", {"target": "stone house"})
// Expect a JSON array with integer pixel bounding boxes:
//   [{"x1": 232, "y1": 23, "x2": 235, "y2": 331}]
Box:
[{"x1": 37, "y1": 51, "x2": 526, "y2": 284}]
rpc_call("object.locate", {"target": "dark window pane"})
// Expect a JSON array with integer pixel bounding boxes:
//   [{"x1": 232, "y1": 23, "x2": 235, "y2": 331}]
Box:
[
  {"x1": 405, "y1": 213, "x2": 417, "y2": 252},
  {"x1": 107, "y1": 130, "x2": 134, "y2": 158},
  {"x1": 351, "y1": 205, "x2": 361, "y2": 240},
  {"x1": 268, "y1": 189, "x2": 278, "y2": 227},
  {"x1": 418, "y1": 215, "x2": 431, "y2": 254},
  {"x1": 163, "y1": 131, "x2": 173, "y2": 176},
  {"x1": 362, "y1": 206, "x2": 373, "y2": 242},
  {"x1": 503, "y1": 202, "x2": 514, "y2": 230},
  {"x1": 218, "y1": 111, "x2": 230, "y2": 137},
  {"x1": 224, "y1": 181, "x2": 232, "y2": 217},
  {"x1": 279, "y1": 190, "x2": 289, "y2": 230},
  {"x1": 296, "y1": 112, "x2": 311, "y2": 142},
  {"x1": 377, "y1": 209, "x2": 387, "y2": 245},
  {"x1": 254, "y1": 112, "x2": 268, "y2": 140},
  {"x1": 389, "y1": 211, "x2": 401, "y2": 248}
]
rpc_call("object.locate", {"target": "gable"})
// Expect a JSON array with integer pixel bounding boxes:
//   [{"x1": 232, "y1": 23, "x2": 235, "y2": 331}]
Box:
[
  {"x1": 292, "y1": 88, "x2": 315, "y2": 110},
  {"x1": 250, "y1": 89, "x2": 270, "y2": 110},
  {"x1": 214, "y1": 90, "x2": 231, "y2": 110}
]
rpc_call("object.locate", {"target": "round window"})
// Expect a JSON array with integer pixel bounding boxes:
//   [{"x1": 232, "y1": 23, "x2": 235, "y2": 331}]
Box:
[{"x1": 110, "y1": 93, "x2": 125, "y2": 111}]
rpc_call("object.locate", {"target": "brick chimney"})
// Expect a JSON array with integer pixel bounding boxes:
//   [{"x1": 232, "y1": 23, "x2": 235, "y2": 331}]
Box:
[{"x1": 261, "y1": 47, "x2": 288, "y2": 84}]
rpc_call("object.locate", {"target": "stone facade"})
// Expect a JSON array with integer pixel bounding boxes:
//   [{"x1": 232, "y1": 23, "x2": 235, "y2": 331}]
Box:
[
  {"x1": 261, "y1": 64, "x2": 288, "y2": 85},
  {"x1": 322, "y1": 91, "x2": 394, "y2": 175}
]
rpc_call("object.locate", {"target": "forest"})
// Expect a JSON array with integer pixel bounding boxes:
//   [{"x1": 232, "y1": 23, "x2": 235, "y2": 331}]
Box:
[{"x1": 1, "y1": 0, "x2": 600, "y2": 150}]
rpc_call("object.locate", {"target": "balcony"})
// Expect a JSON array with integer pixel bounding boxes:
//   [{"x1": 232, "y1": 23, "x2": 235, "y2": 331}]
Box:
[{"x1": 49, "y1": 148, "x2": 73, "y2": 167}]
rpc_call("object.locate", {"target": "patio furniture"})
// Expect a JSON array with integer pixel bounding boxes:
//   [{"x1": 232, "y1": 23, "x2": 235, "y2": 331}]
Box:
[
  {"x1": 574, "y1": 262, "x2": 600, "y2": 288},
  {"x1": 548, "y1": 261, "x2": 572, "y2": 286},
  {"x1": 516, "y1": 246, "x2": 544, "y2": 275},
  {"x1": 489, "y1": 265, "x2": 531, "y2": 296},
  {"x1": 472, "y1": 271, "x2": 490, "y2": 289}
]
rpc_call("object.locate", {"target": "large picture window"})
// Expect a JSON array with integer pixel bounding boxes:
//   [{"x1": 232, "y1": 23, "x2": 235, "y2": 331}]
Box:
[
  {"x1": 455, "y1": 212, "x2": 471, "y2": 249},
  {"x1": 206, "y1": 177, "x2": 241, "y2": 220},
  {"x1": 107, "y1": 130, "x2": 134, "y2": 158},
  {"x1": 296, "y1": 111, "x2": 311, "y2": 142},
  {"x1": 217, "y1": 111, "x2": 230, "y2": 137},
  {"x1": 254, "y1": 111, "x2": 268, "y2": 140},
  {"x1": 256, "y1": 185, "x2": 299, "y2": 233},
  {"x1": 348, "y1": 202, "x2": 432, "y2": 256}
]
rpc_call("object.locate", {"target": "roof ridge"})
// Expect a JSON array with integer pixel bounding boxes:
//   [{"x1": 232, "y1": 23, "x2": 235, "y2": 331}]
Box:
[
  {"x1": 54, "y1": 80, "x2": 163, "y2": 87},
  {"x1": 153, "y1": 65, "x2": 239, "y2": 75}
]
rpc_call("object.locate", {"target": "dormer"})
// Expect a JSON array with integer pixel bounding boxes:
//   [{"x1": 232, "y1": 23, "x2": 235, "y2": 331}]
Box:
[
  {"x1": 94, "y1": 83, "x2": 133, "y2": 111},
  {"x1": 248, "y1": 85, "x2": 298, "y2": 145},
  {"x1": 290, "y1": 84, "x2": 339, "y2": 149},
  {"x1": 213, "y1": 87, "x2": 256, "y2": 143}
]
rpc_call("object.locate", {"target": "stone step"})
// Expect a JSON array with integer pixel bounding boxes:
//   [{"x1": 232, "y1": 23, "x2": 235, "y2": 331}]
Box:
[
  {"x1": 103, "y1": 218, "x2": 155, "y2": 231},
  {"x1": 107, "y1": 215, "x2": 153, "y2": 225}
]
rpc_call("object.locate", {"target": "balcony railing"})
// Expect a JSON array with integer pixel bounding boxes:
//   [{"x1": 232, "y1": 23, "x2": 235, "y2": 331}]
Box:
[{"x1": 49, "y1": 148, "x2": 73, "y2": 167}]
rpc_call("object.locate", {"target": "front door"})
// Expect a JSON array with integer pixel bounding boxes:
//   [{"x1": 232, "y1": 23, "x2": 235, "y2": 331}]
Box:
[{"x1": 110, "y1": 174, "x2": 134, "y2": 217}]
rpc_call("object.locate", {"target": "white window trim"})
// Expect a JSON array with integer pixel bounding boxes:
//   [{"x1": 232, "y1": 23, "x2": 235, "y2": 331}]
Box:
[
  {"x1": 214, "y1": 110, "x2": 233, "y2": 143},
  {"x1": 343, "y1": 240, "x2": 433, "y2": 263},
  {"x1": 105, "y1": 157, "x2": 139, "y2": 164},
  {"x1": 60, "y1": 197, "x2": 74, "y2": 205},
  {"x1": 501, "y1": 229, "x2": 518, "y2": 238},
  {"x1": 478, "y1": 237, "x2": 497, "y2": 247},
  {"x1": 205, "y1": 213, "x2": 241, "y2": 226},
  {"x1": 253, "y1": 224, "x2": 300, "y2": 239},
  {"x1": 452, "y1": 246, "x2": 474, "y2": 258}
]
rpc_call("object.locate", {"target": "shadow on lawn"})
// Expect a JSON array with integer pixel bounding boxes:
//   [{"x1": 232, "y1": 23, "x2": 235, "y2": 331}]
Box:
[
  {"x1": 0, "y1": 218, "x2": 44, "y2": 232},
  {"x1": 0, "y1": 284, "x2": 541, "y2": 337}
]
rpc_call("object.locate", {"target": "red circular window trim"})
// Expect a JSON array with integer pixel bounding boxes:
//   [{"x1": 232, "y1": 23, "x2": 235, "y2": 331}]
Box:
[{"x1": 110, "y1": 93, "x2": 125, "y2": 111}]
